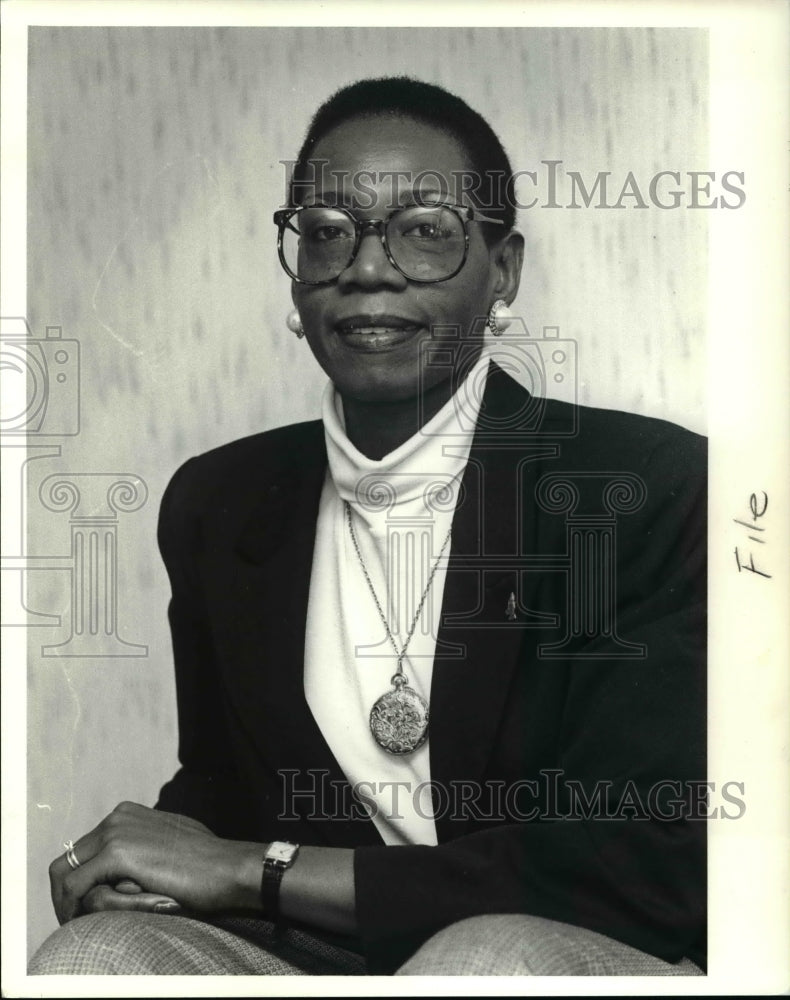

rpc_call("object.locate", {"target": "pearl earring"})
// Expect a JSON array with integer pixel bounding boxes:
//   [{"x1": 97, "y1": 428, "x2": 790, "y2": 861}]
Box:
[
  {"x1": 487, "y1": 299, "x2": 513, "y2": 337},
  {"x1": 286, "y1": 308, "x2": 304, "y2": 339}
]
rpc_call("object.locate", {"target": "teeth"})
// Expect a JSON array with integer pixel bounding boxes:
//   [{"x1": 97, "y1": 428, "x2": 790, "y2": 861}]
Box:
[{"x1": 341, "y1": 324, "x2": 418, "y2": 334}]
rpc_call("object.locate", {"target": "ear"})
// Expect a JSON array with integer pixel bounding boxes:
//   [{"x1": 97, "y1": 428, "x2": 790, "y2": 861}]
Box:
[{"x1": 490, "y1": 230, "x2": 524, "y2": 305}]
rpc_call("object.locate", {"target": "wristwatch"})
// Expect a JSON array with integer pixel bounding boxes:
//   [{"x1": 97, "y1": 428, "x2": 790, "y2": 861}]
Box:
[{"x1": 260, "y1": 841, "x2": 300, "y2": 921}]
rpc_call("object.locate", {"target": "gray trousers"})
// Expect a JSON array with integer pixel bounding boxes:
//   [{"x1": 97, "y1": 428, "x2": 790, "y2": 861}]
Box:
[{"x1": 29, "y1": 911, "x2": 704, "y2": 976}]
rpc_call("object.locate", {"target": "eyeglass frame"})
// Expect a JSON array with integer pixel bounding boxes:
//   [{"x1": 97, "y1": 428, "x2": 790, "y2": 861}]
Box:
[{"x1": 272, "y1": 202, "x2": 505, "y2": 285}]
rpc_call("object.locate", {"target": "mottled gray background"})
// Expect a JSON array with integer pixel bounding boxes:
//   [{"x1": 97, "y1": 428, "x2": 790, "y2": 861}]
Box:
[{"x1": 25, "y1": 26, "x2": 707, "y2": 957}]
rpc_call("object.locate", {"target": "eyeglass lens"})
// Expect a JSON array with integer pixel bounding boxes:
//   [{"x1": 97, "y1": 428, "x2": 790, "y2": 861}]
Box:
[{"x1": 281, "y1": 206, "x2": 466, "y2": 282}]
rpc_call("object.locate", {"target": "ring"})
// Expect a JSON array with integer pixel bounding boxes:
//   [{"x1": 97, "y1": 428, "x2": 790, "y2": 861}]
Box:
[{"x1": 63, "y1": 839, "x2": 81, "y2": 870}]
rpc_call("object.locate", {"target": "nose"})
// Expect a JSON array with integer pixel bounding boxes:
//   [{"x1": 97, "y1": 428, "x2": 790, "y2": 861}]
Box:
[{"x1": 336, "y1": 225, "x2": 408, "y2": 291}]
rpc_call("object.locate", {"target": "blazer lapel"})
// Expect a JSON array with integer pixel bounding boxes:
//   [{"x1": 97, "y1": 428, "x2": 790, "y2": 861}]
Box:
[
  {"x1": 429, "y1": 366, "x2": 561, "y2": 841},
  {"x1": 232, "y1": 425, "x2": 382, "y2": 848}
]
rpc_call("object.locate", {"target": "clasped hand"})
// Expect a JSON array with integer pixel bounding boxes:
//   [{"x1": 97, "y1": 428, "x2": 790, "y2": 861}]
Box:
[{"x1": 49, "y1": 802, "x2": 259, "y2": 924}]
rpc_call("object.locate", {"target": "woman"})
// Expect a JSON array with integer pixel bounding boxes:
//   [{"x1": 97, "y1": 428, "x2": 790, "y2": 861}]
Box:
[{"x1": 31, "y1": 77, "x2": 706, "y2": 977}]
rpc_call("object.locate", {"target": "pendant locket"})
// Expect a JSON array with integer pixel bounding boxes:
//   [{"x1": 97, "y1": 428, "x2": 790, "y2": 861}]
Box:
[{"x1": 369, "y1": 673, "x2": 429, "y2": 755}]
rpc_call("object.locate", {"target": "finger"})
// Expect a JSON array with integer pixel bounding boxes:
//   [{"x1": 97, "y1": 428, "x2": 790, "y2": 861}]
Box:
[
  {"x1": 57, "y1": 840, "x2": 130, "y2": 924},
  {"x1": 51, "y1": 805, "x2": 153, "y2": 921},
  {"x1": 114, "y1": 879, "x2": 144, "y2": 894},
  {"x1": 49, "y1": 808, "x2": 148, "y2": 922},
  {"x1": 51, "y1": 802, "x2": 148, "y2": 881},
  {"x1": 82, "y1": 884, "x2": 181, "y2": 915},
  {"x1": 50, "y1": 840, "x2": 94, "y2": 924},
  {"x1": 50, "y1": 837, "x2": 102, "y2": 924},
  {"x1": 50, "y1": 827, "x2": 103, "y2": 887}
]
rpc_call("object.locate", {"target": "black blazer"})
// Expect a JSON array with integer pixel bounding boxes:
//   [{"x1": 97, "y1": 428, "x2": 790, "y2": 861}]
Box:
[{"x1": 156, "y1": 365, "x2": 707, "y2": 973}]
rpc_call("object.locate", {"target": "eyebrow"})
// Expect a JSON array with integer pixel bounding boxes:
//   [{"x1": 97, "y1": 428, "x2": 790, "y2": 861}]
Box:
[{"x1": 299, "y1": 189, "x2": 463, "y2": 211}]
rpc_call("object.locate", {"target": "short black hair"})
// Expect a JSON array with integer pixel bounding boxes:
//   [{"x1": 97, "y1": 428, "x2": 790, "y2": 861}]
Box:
[{"x1": 289, "y1": 76, "x2": 516, "y2": 243}]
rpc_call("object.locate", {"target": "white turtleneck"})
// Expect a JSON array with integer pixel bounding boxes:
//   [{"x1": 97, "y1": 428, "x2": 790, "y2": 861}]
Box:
[{"x1": 303, "y1": 350, "x2": 491, "y2": 846}]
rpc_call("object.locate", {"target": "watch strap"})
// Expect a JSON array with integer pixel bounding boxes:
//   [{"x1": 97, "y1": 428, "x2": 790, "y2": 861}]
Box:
[{"x1": 260, "y1": 842, "x2": 299, "y2": 922}]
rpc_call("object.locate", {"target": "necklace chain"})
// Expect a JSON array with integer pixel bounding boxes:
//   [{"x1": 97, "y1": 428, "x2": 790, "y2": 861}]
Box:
[{"x1": 344, "y1": 500, "x2": 452, "y2": 674}]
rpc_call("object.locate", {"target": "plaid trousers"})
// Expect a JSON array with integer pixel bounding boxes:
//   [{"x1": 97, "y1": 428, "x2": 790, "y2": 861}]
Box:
[{"x1": 28, "y1": 911, "x2": 703, "y2": 976}]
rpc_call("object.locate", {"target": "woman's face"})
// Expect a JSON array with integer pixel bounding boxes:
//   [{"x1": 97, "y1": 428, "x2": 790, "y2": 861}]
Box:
[{"x1": 291, "y1": 114, "x2": 522, "y2": 405}]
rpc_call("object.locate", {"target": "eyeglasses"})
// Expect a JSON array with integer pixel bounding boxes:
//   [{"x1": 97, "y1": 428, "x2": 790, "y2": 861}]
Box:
[{"x1": 272, "y1": 203, "x2": 504, "y2": 285}]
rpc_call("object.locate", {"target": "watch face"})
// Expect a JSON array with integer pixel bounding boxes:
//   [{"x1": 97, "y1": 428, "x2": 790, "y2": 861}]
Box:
[{"x1": 267, "y1": 841, "x2": 299, "y2": 865}]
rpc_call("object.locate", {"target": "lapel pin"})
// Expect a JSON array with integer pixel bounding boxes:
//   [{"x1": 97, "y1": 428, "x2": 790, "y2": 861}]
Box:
[{"x1": 505, "y1": 592, "x2": 518, "y2": 621}]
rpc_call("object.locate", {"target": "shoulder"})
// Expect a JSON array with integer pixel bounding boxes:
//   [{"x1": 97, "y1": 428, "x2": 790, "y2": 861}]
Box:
[
  {"x1": 178, "y1": 418, "x2": 324, "y2": 477},
  {"x1": 160, "y1": 419, "x2": 325, "y2": 522},
  {"x1": 482, "y1": 368, "x2": 706, "y2": 537},
  {"x1": 543, "y1": 395, "x2": 707, "y2": 472},
  {"x1": 538, "y1": 397, "x2": 707, "y2": 530},
  {"x1": 485, "y1": 362, "x2": 706, "y2": 474}
]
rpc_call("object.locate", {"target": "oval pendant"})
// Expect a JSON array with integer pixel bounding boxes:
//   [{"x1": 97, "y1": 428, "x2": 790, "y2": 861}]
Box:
[{"x1": 369, "y1": 675, "x2": 429, "y2": 755}]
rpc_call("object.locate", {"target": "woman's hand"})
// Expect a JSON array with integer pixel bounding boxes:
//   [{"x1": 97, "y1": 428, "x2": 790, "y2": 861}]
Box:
[{"x1": 49, "y1": 802, "x2": 263, "y2": 924}]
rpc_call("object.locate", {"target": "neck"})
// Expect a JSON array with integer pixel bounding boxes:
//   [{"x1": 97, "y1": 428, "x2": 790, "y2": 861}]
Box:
[{"x1": 341, "y1": 378, "x2": 456, "y2": 461}]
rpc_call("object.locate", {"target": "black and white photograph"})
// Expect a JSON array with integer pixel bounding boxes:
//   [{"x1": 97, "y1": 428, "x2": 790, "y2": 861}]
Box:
[{"x1": 2, "y1": 1, "x2": 787, "y2": 994}]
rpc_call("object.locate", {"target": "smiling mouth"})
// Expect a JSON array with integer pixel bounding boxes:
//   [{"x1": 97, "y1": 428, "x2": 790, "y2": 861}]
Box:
[{"x1": 334, "y1": 316, "x2": 424, "y2": 351}]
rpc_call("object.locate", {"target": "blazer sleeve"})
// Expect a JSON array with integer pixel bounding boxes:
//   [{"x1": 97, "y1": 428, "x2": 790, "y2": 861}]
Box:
[
  {"x1": 154, "y1": 458, "x2": 258, "y2": 839},
  {"x1": 354, "y1": 430, "x2": 708, "y2": 973}
]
